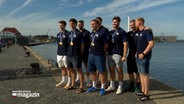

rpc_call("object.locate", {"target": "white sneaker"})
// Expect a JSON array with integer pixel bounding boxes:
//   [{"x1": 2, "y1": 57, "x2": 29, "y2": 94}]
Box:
[
  {"x1": 55, "y1": 82, "x2": 67, "y2": 87},
  {"x1": 105, "y1": 86, "x2": 115, "y2": 92},
  {"x1": 116, "y1": 88, "x2": 123, "y2": 95}
]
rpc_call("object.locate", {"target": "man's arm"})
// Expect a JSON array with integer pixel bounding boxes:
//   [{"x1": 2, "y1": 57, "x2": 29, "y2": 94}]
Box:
[{"x1": 122, "y1": 42, "x2": 128, "y2": 62}]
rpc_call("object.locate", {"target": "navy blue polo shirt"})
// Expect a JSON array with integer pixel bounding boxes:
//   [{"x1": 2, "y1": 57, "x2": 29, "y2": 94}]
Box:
[
  {"x1": 57, "y1": 30, "x2": 69, "y2": 55},
  {"x1": 108, "y1": 27, "x2": 127, "y2": 55},
  {"x1": 81, "y1": 29, "x2": 90, "y2": 55},
  {"x1": 127, "y1": 31, "x2": 137, "y2": 56},
  {"x1": 89, "y1": 26, "x2": 109, "y2": 55},
  {"x1": 136, "y1": 29, "x2": 154, "y2": 57},
  {"x1": 67, "y1": 29, "x2": 83, "y2": 56}
]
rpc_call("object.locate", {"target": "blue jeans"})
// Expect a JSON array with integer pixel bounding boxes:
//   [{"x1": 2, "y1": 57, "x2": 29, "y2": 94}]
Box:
[
  {"x1": 87, "y1": 54, "x2": 106, "y2": 73},
  {"x1": 136, "y1": 56, "x2": 151, "y2": 74}
]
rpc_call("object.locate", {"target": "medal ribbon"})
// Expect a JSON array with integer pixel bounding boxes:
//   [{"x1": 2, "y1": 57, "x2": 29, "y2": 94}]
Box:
[
  {"x1": 91, "y1": 32, "x2": 96, "y2": 43},
  {"x1": 70, "y1": 31, "x2": 75, "y2": 43},
  {"x1": 112, "y1": 29, "x2": 118, "y2": 39},
  {"x1": 59, "y1": 32, "x2": 64, "y2": 42}
]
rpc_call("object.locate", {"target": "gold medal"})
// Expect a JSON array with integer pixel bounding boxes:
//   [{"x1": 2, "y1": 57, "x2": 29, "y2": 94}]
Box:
[
  {"x1": 91, "y1": 42, "x2": 95, "y2": 46},
  {"x1": 70, "y1": 42, "x2": 74, "y2": 46},
  {"x1": 59, "y1": 42, "x2": 63, "y2": 45}
]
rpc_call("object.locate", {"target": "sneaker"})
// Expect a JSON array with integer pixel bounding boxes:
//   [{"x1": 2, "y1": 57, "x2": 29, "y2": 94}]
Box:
[
  {"x1": 134, "y1": 86, "x2": 141, "y2": 94},
  {"x1": 135, "y1": 92, "x2": 144, "y2": 96},
  {"x1": 105, "y1": 86, "x2": 115, "y2": 92},
  {"x1": 116, "y1": 88, "x2": 123, "y2": 95},
  {"x1": 137, "y1": 95, "x2": 150, "y2": 101},
  {"x1": 99, "y1": 89, "x2": 106, "y2": 96},
  {"x1": 86, "y1": 87, "x2": 97, "y2": 92}
]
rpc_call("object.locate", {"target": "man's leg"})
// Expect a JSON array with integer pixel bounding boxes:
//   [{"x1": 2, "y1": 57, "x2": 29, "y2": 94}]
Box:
[
  {"x1": 116, "y1": 66, "x2": 123, "y2": 94},
  {"x1": 71, "y1": 68, "x2": 76, "y2": 88},
  {"x1": 84, "y1": 62, "x2": 91, "y2": 87},
  {"x1": 128, "y1": 73, "x2": 135, "y2": 91},
  {"x1": 56, "y1": 56, "x2": 67, "y2": 87},
  {"x1": 76, "y1": 68, "x2": 84, "y2": 93},
  {"x1": 135, "y1": 73, "x2": 141, "y2": 93},
  {"x1": 105, "y1": 66, "x2": 115, "y2": 92},
  {"x1": 99, "y1": 72, "x2": 106, "y2": 95},
  {"x1": 142, "y1": 74, "x2": 149, "y2": 95},
  {"x1": 64, "y1": 68, "x2": 72, "y2": 89},
  {"x1": 86, "y1": 71, "x2": 97, "y2": 92}
]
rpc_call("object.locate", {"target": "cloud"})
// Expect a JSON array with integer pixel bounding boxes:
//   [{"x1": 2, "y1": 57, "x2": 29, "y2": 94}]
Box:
[
  {"x1": 83, "y1": 0, "x2": 137, "y2": 17},
  {"x1": 0, "y1": 0, "x2": 5, "y2": 6},
  {"x1": 83, "y1": 0, "x2": 177, "y2": 17},
  {"x1": 8, "y1": 0, "x2": 34, "y2": 17},
  {"x1": 59, "y1": 0, "x2": 83, "y2": 7}
]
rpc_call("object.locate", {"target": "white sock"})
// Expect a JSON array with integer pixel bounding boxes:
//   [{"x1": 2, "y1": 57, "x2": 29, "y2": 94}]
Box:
[
  {"x1": 118, "y1": 81, "x2": 123, "y2": 89},
  {"x1": 92, "y1": 81, "x2": 97, "y2": 88},
  {"x1": 60, "y1": 76, "x2": 66, "y2": 83},
  {"x1": 101, "y1": 83, "x2": 105, "y2": 89},
  {"x1": 110, "y1": 81, "x2": 115, "y2": 88},
  {"x1": 75, "y1": 74, "x2": 79, "y2": 81},
  {"x1": 66, "y1": 77, "x2": 71, "y2": 86},
  {"x1": 63, "y1": 76, "x2": 67, "y2": 82}
]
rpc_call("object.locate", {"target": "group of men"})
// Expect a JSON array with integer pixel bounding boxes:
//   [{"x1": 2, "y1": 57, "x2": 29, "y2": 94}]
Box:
[{"x1": 55, "y1": 16, "x2": 154, "y2": 101}]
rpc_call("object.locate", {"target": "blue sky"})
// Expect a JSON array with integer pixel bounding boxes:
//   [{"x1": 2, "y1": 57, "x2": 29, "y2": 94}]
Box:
[{"x1": 0, "y1": 0, "x2": 184, "y2": 39}]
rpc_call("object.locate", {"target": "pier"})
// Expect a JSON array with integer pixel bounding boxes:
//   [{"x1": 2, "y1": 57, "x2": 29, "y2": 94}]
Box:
[{"x1": 0, "y1": 45, "x2": 183, "y2": 104}]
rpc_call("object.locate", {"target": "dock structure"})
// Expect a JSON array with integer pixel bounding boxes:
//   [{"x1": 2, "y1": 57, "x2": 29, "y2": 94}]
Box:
[{"x1": 0, "y1": 45, "x2": 183, "y2": 104}]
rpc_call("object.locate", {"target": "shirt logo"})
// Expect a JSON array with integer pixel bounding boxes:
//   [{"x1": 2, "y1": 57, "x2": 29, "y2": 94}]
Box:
[
  {"x1": 140, "y1": 33, "x2": 142, "y2": 37},
  {"x1": 116, "y1": 32, "x2": 119, "y2": 35},
  {"x1": 95, "y1": 34, "x2": 99, "y2": 37}
]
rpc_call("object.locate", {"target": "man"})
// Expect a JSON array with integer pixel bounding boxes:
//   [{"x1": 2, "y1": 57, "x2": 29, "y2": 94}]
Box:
[
  {"x1": 86, "y1": 19, "x2": 108, "y2": 96},
  {"x1": 106, "y1": 16, "x2": 128, "y2": 95},
  {"x1": 64, "y1": 18, "x2": 85, "y2": 93},
  {"x1": 55, "y1": 20, "x2": 69, "y2": 87},
  {"x1": 95, "y1": 17, "x2": 110, "y2": 88},
  {"x1": 77, "y1": 20, "x2": 91, "y2": 87},
  {"x1": 126, "y1": 20, "x2": 141, "y2": 93},
  {"x1": 135, "y1": 17, "x2": 154, "y2": 101}
]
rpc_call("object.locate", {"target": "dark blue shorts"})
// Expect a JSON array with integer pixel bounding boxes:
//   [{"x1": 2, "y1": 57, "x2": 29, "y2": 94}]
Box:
[
  {"x1": 136, "y1": 56, "x2": 151, "y2": 75},
  {"x1": 67, "y1": 56, "x2": 82, "y2": 70},
  {"x1": 87, "y1": 54, "x2": 106, "y2": 73}
]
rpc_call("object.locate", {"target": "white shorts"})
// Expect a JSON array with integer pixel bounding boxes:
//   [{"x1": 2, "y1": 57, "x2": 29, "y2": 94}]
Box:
[{"x1": 57, "y1": 55, "x2": 67, "y2": 68}]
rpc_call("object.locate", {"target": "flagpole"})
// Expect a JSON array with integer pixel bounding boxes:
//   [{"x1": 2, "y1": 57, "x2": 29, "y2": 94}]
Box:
[{"x1": 128, "y1": 16, "x2": 130, "y2": 32}]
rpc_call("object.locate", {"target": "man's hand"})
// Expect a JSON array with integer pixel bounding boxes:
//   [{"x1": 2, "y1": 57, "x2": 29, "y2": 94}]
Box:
[
  {"x1": 138, "y1": 53, "x2": 144, "y2": 59},
  {"x1": 121, "y1": 56, "x2": 126, "y2": 62}
]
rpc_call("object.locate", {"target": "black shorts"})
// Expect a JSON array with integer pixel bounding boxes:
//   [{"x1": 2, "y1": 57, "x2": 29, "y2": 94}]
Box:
[
  {"x1": 82, "y1": 52, "x2": 89, "y2": 63},
  {"x1": 127, "y1": 56, "x2": 138, "y2": 74},
  {"x1": 67, "y1": 56, "x2": 82, "y2": 70}
]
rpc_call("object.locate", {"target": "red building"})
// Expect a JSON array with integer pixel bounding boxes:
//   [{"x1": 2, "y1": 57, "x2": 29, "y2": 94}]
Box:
[{"x1": 1, "y1": 27, "x2": 23, "y2": 38}]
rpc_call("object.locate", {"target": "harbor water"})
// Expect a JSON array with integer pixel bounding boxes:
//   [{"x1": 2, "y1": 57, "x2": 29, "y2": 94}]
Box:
[{"x1": 30, "y1": 42, "x2": 184, "y2": 91}]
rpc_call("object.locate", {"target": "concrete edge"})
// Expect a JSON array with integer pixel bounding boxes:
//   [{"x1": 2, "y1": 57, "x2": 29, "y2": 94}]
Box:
[{"x1": 24, "y1": 46, "x2": 52, "y2": 68}]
